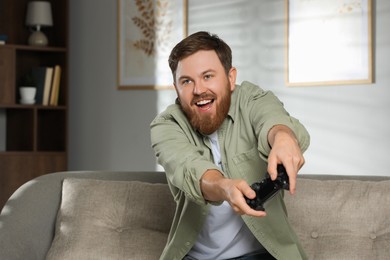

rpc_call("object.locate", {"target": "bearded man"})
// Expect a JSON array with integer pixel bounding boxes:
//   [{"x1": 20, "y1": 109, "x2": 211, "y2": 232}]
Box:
[{"x1": 150, "y1": 31, "x2": 310, "y2": 260}]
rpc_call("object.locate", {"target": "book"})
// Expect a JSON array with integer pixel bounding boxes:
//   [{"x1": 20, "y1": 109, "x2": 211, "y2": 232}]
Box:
[
  {"x1": 50, "y1": 65, "x2": 61, "y2": 106},
  {"x1": 42, "y1": 67, "x2": 54, "y2": 105},
  {"x1": 31, "y1": 67, "x2": 53, "y2": 105},
  {"x1": 30, "y1": 67, "x2": 46, "y2": 104},
  {"x1": 30, "y1": 67, "x2": 45, "y2": 104}
]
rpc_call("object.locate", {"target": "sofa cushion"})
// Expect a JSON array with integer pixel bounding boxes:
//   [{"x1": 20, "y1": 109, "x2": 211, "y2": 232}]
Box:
[
  {"x1": 285, "y1": 178, "x2": 390, "y2": 260},
  {"x1": 46, "y1": 178, "x2": 175, "y2": 260}
]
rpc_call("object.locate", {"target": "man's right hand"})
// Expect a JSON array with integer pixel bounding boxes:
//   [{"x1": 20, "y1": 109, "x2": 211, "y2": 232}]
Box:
[{"x1": 200, "y1": 170, "x2": 266, "y2": 217}]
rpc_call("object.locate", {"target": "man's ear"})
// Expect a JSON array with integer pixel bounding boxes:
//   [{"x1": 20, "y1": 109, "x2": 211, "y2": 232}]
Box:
[{"x1": 228, "y1": 67, "x2": 237, "y2": 91}]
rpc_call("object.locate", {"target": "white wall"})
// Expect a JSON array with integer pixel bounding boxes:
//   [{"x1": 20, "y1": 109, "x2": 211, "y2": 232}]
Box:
[{"x1": 69, "y1": 0, "x2": 390, "y2": 176}]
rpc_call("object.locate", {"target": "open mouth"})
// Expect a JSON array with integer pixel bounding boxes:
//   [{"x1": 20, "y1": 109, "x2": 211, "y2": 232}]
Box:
[{"x1": 195, "y1": 99, "x2": 214, "y2": 110}]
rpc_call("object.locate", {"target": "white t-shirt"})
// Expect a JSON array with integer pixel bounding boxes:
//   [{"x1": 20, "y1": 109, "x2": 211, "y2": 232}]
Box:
[{"x1": 187, "y1": 132, "x2": 264, "y2": 259}]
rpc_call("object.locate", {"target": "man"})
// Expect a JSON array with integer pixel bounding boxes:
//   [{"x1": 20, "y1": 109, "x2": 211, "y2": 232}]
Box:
[{"x1": 150, "y1": 31, "x2": 310, "y2": 260}]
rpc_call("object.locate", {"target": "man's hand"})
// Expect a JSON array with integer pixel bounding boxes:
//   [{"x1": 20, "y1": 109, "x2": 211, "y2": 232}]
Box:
[
  {"x1": 200, "y1": 170, "x2": 266, "y2": 217},
  {"x1": 267, "y1": 125, "x2": 305, "y2": 194}
]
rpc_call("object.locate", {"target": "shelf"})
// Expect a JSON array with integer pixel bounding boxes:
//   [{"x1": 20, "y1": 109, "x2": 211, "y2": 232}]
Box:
[
  {"x1": 0, "y1": 107, "x2": 67, "y2": 152},
  {"x1": 0, "y1": 46, "x2": 68, "y2": 106},
  {"x1": 0, "y1": 151, "x2": 66, "y2": 155},
  {"x1": 0, "y1": 104, "x2": 66, "y2": 109},
  {"x1": 0, "y1": 44, "x2": 67, "y2": 52},
  {"x1": 6, "y1": 109, "x2": 34, "y2": 151},
  {"x1": 0, "y1": 0, "x2": 68, "y2": 210},
  {"x1": 37, "y1": 109, "x2": 67, "y2": 151}
]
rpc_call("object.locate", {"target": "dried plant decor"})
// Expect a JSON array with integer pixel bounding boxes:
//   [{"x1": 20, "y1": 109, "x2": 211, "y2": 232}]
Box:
[{"x1": 118, "y1": 0, "x2": 187, "y2": 89}]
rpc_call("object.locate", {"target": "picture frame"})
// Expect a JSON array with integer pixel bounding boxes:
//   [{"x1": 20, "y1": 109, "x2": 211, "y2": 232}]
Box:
[
  {"x1": 117, "y1": 0, "x2": 188, "y2": 90},
  {"x1": 285, "y1": 0, "x2": 373, "y2": 86}
]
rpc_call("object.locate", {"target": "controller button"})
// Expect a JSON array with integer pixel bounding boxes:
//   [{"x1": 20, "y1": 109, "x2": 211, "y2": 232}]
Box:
[{"x1": 311, "y1": 231, "x2": 319, "y2": 239}]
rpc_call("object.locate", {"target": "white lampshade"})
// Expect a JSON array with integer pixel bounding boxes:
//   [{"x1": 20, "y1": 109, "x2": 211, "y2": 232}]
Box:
[
  {"x1": 25, "y1": 1, "x2": 53, "y2": 46},
  {"x1": 26, "y1": 1, "x2": 53, "y2": 27}
]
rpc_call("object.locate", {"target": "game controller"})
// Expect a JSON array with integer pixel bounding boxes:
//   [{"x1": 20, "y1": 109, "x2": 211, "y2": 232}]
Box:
[{"x1": 245, "y1": 164, "x2": 290, "y2": 211}]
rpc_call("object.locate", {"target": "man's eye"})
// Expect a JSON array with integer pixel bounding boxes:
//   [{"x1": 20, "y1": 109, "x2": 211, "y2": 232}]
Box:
[
  {"x1": 182, "y1": 79, "x2": 192, "y2": 85},
  {"x1": 204, "y1": 74, "x2": 213, "y2": 80}
]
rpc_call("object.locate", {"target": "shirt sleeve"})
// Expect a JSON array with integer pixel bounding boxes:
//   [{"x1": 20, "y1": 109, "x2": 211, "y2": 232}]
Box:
[
  {"x1": 150, "y1": 106, "x2": 220, "y2": 205},
  {"x1": 242, "y1": 82, "x2": 310, "y2": 161}
]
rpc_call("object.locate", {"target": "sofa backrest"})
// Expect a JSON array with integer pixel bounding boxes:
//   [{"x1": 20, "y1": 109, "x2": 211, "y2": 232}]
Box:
[
  {"x1": 1, "y1": 171, "x2": 389, "y2": 260},
  {"x1": 46, "y1": 178, "x2": 175, "y2": 260},
  {"x1": 285, "y1": 177, "x2": 390, "y2": 260}
]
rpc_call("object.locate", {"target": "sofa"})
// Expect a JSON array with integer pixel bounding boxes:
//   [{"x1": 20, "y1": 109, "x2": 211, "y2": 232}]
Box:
[{"x1": 0, "y1": 171, "x2": 389, "y2": 260}]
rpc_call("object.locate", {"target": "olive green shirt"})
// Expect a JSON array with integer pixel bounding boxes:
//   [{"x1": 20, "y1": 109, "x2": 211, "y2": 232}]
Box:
[{"x1": 150, "y1": 81, "x2": 310, "y2": 260}]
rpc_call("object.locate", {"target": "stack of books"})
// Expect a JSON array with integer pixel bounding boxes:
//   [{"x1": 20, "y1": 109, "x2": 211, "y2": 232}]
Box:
[{"x1": 30, "y1": 65, "x2": 62, "y2": 106}]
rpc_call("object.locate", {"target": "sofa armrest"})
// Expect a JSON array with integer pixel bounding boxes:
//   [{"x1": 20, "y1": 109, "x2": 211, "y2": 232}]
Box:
[
  {"x1": 0, "y1": 175, "x2": 63, "y2": 260},
  {"x1": 0, "y1": 171, "x2": 167, "y2": 260}
]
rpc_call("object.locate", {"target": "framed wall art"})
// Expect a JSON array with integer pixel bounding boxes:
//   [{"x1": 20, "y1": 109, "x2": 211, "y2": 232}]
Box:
[
  {"x1": 285, "y1": 0, "x2": 373, "y2": 86},
  {"x1": 117, "y1": 0, "x2": 188, "y2": 90}
]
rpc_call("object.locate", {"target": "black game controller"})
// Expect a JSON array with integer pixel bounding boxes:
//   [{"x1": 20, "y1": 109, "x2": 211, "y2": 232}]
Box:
[{"x1": 245, "y1": 164, "x2": 290, "y2": 211}]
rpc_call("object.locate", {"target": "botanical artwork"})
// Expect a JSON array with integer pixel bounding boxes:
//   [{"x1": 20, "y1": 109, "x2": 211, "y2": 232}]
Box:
[
  {"x1": 132, "y1": 0, "x2": 172, "y2": 57},
  {"x1": 118, "y1": 0, "x2": 187, "y2": 89},
  {"x1": 286, "y1": 0, "x2": 372, "y2": 86}
]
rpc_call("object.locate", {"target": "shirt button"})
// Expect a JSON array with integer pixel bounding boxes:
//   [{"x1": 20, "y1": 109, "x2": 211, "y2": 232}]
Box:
[
  {"x1": 370, "y1": 233, "x2": 377, "y2": 240},
  {"x1": 185, "y1": 242, "x2": 191, "y2": 247},
  {"x1": 311, "y1": 231, "x2": 319, "y2": 239}
]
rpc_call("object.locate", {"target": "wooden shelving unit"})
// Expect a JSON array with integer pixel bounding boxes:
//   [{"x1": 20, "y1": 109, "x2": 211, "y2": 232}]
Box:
[{"x1": 0, "y1": 0, "x2": 68, "y2": 209}]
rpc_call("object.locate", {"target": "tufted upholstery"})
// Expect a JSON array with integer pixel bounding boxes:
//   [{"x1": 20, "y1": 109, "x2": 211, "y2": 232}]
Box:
[
  {"x1": 0, "y1": 171, "x2": 389, "y2": 260},
  {"x1": 285, "y1": 177, "x2": 390, "y2": 260},
  {"x1": 46, "y1": 179, "x2": 176, "y2": 260}
]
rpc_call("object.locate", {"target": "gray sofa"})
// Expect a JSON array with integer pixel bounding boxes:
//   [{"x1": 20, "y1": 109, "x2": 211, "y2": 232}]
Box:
[{"x1": 0, "y1": 171, "x2": 389, "y2": 260}]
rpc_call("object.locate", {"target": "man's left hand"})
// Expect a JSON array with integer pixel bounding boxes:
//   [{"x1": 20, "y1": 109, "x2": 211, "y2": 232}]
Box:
[{"x1": 267, "y1": 125, "x2": 305, "y2": 194}]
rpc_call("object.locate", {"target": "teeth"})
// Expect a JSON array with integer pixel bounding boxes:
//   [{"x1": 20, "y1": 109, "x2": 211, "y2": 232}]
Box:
[{"x1": 196, "y1": 99, "x2": 212, "y2": 105}]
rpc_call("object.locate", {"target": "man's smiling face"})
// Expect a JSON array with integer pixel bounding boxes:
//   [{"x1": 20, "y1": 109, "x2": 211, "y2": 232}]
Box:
[{"x1": 174, "y1": 50, "x2": 236, "y2": 135}]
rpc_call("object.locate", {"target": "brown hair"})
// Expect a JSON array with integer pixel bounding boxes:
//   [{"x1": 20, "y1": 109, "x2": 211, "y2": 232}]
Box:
[{"x1": 168, "y1": 31, "x2": 232, "y2": 81}]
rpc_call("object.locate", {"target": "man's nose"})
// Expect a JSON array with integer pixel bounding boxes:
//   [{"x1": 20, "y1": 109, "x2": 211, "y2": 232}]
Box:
[{"x1": 193, "y1": 81, "x2": 207, "y2": 95}]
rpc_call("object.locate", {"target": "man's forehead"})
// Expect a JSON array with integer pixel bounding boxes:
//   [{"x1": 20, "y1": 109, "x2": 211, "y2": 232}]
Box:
[{"x1": 176, "y1": 50, "x2": 222, "y2": 77}]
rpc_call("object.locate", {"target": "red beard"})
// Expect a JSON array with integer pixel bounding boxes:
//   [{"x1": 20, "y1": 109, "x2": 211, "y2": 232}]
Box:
[{"x1": 180, "y1": 83, "x2": 231, "y2": 135}]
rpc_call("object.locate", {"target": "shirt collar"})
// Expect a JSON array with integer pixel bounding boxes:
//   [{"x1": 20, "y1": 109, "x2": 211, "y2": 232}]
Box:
[{"x1": 226, "y1": 84, "x2": 239, "y2": 123}]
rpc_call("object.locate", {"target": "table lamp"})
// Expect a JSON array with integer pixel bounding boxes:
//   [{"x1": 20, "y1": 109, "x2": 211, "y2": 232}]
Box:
[{"x1": 25, "y1": 1, "x2": 53, "y2": 46}]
